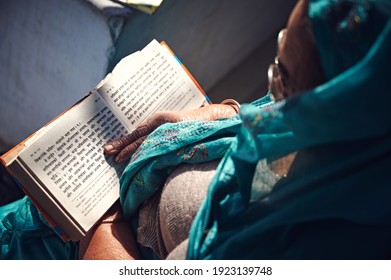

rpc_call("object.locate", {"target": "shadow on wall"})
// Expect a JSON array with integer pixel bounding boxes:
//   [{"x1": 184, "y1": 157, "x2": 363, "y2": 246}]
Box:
[{"x1": 109, "y1": 0, "x2": 297, "y2": 103}]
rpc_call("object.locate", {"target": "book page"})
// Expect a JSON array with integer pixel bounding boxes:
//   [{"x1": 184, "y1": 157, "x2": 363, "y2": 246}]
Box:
[
  {"x1": 96, "y1": 40, "x2": 206, "y2": 132},
  {"x1": 18, "y1": 92, "x2": 128, "y2": 232}
]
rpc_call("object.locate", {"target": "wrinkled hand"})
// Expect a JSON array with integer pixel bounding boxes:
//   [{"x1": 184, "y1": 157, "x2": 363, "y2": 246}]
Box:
[{"x1": 103, "y1": 104, "x2": 238, "y2": 163}]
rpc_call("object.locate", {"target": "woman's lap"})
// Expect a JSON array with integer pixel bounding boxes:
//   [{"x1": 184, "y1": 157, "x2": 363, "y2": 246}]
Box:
[{"x1": 137, "y1": 160, "x2": 220, "y2": 259}]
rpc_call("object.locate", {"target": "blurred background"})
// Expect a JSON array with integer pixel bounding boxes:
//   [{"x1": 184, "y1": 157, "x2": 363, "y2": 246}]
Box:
[{"x1": 0, "y1": 0, "x2": 297, "y2": 205}]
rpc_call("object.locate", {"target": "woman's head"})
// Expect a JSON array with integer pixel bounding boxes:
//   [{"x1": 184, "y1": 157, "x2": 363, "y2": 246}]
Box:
[
  {"x1": 269, "y1": 0, "x2": 390, "y2": 101},
  {"x1": 269, "y1": 0, "x2": 325, "y2": 100}
]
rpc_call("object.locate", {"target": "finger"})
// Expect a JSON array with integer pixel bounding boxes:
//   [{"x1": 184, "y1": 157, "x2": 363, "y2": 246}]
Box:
[
  {"x1": 114, "y1": 135, "x2": 148, "y2": 163},
  {"x1": 104, "y1": 124, "x2": 150, "y2": 154}
]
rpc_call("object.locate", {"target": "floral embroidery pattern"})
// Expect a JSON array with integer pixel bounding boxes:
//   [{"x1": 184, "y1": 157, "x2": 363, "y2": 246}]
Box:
[
  {"x1": 129, "y1": 121, "x2": 216, "y2": 163},
  {"x1": 132, "y1": 174, "x2": 145, "y2": 193},
  {"x1": 177, "y1": 144, "x2": 208, "y2": 160}
]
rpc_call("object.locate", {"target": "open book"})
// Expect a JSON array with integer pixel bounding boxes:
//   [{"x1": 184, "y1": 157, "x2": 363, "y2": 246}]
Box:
[{"x1": 0, "y1": 39, "x2": 208, "y2": 242}]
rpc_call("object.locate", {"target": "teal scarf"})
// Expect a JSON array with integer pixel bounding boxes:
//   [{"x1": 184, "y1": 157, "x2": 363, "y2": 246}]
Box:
[
  {"x1": 119, "y1": 1, "x2": 391, "y2": 259},
  {"x1": 185, "y1": 3, "x2": 391, "y2": 259},
  {"x1": 1, "y1": 0, "x2": 390, "y2": 260},
  {"x1": 0, "y1": 196, "x2": 78, "y2": 259},
  {"x1": 119, "y1": 96, "x2": 274, "y2": 218},
  {"x1": 119, "y1": 0, "x2": 391, "y2": 260}
]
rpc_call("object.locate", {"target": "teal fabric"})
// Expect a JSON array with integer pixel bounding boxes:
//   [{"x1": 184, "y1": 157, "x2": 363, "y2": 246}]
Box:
[
  {"x1": 0, "y1": 196, "x2": 78, "y2": 260},
  {"x1": 310, "y1": 0, "x2": 390, "y2": 80},
  {"x1": 120, "y1": 96, "x2": 275, "y2": 218},
  {"x1": 186, "y1": 1, "x2": 391, "y2": 259},
  {"x1": 119, "y1": 0, "x2": 391, "y2": 259},
  {"x1": 1, "y1": 0, "x2": 390, "y2": 260}
]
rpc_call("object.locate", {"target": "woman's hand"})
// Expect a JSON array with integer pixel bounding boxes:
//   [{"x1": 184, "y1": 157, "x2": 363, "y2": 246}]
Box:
[{"x1": 103, "y1": 104, "x2": 238, "y2": 163}]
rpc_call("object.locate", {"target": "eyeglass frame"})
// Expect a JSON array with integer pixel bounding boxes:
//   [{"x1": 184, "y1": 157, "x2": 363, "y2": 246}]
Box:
[{"x1": 268, "y1": 28, "x2": 290, "y2": 99}]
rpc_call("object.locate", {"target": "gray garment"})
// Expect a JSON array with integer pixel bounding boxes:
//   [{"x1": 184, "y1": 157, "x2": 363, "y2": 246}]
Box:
[
  {"x1": 137, "y1": 160, "x2": 220, "y2": 259},
  {"x1": 136, "y1": 159, "x2": 280, "y2": 259},
  {"x1": 166, "y1": 239, "x2": 189, "y2": 260}
]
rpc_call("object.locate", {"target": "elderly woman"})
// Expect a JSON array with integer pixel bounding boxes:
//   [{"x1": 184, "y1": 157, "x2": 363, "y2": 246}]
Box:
[
  {"x1": 102, "y1": 0, "x2": 391, "y2": 260},
  {"x1": 1, "y1": 0, "x2": 391, "y2": 259}
]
